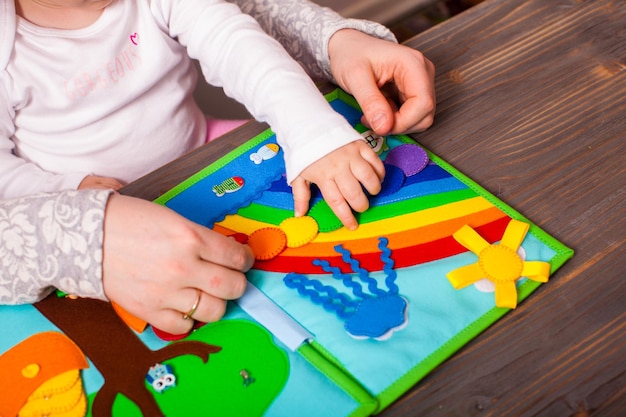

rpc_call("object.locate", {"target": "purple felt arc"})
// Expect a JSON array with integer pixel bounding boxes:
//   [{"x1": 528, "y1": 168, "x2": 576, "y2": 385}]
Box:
[{"x1": 384, "y1": 143, "x2": 429, "y2": 176}]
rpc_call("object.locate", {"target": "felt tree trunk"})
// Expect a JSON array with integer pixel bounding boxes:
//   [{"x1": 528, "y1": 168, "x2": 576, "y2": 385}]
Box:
[{"x1": 34, "y1": 295, "x2": 220, "y2": 417}]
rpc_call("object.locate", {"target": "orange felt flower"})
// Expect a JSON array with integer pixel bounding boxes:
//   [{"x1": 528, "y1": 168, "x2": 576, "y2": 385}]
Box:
[{"x1": 446, "y1": 219, "x2": 550, "y2": 309}]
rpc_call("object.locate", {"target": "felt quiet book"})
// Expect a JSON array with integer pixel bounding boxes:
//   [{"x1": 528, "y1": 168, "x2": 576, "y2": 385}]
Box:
[{"x1": 0, "y1": 89, "x2": 573, "y2": 417}]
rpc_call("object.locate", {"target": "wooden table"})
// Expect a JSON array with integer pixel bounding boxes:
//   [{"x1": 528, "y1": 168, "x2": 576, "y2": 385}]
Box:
[{"x1": 122, "y1": 0, "x2": 626, "y2": 415}]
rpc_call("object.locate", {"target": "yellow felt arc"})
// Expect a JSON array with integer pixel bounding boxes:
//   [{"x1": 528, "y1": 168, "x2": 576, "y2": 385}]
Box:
[
  {"x1": 281, "y1": 206, "x2": 507, "y2": 257},
  {"x1": 217, "y1": 196, "x2": 493, "y2": 243},
  {"x1": 19, "y1": 370, "x2": 87, "y2": 417},
  {"x1": 22, "y1": 368, "x2": 80, "y2": 400},
  {"x1": 314, "y1": 196, "x2": 493, "y2": 243},
  {"x1": 217, "y1": 214, "x2": 272, "y2": 235}
]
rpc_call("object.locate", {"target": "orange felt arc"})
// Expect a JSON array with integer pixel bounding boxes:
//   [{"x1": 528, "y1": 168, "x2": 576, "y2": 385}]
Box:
[
  {"x1": 280, "y1": 206, "x2": 506, "y2": 258},
  {"x1": 255, "y1": 216, "x2": 511, "y2": 273},
  {"x1": 0, "y1": 332, "x2": 88, "y2": 417},
  {"x1": 212, "y1": 223, "x2": 236, "y2": 236}
]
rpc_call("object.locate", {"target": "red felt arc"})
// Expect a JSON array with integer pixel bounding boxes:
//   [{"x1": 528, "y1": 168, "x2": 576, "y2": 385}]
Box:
[
  {"x1": 279, "y1": 206, "x2": 507, "y2": 258},
  {"x1": 255, "y1": 216, "x2": 511, "y2": 274}
]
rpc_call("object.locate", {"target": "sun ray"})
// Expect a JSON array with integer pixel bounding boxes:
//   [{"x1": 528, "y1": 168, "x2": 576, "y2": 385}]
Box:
[
  {"x1": 495, "y1": 281, "x2": 519, "y2": 309},
  {"x1": 500, "y1": 219, "x2": 529, "y2": 250},
  {"x1": 447, "y1": 263, "x2": 484, "y2": 289},
  {"x1": 452, "y1": 224, "x2": 490, "y2": 255},
  {"x1": 522, "y1": 261, "x2": 550, "y2": 283}
]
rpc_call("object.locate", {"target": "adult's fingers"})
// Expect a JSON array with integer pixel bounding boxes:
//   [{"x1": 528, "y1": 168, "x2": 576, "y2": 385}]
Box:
[
  {"x1": 185, "y1": 257, "x2": 249, "y2": 302},
  {"x1": 388, "y1": 53, "x2": 436, "y2": 134},
  {"x1": 345, "y1": 65, "x2": 396, "y2": 134},
  {"x1": 193, "y1": 226, "x2": 255, "y2": 272},
  {"x1": 177, "y1": 288, "x2": 228, "y2": 324}
]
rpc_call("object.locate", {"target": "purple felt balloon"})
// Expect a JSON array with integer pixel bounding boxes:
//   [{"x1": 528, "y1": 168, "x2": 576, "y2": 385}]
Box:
[{"x1": 385, "y1": 143, "x2": 429, "y2": 176}]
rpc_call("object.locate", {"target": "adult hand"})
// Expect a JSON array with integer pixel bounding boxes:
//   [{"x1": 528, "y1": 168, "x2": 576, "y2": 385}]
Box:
[
  {"x1": 101, "y1": 194, "x2": 254, "y2": 334},
  {"x1": 328, "y1": 29, "x2": 436, "y2": 135},
  {"x1": 292, "y1": 140, "x2": 385, "y2": 230},
  {"x1": 78, "y1": 175, "x2": 124, "y2": 191}
]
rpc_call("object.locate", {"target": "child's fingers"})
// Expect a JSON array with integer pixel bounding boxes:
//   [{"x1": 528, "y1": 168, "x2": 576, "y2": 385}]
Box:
[
  {"x1": 351, "y1": 159, "x2": 384, "y2": 196},
  {"x1": 349, "y1": 141, "x2": 385, "y2": 196},
  {"x1": 293, "y1": 173, "x2": 359, "y2": 230},
  {"x1": 336, "y1": 173, "x2": 370, "y2": 214},
  {"x1": 78, "y1": 175, "x2": 124, "y2": 191},
  {"x1": 294, "y1": 140, "x2": 385, "y2": 230},
  {"x1": 291, "y1": 177, "x2": 312, "y2": 217},
  {"x1": 358, "y1": 142, "x2": 386, "y2": 180},
  {"x1": 318, "y1": 179, "x2": 359, "y2": 230}
]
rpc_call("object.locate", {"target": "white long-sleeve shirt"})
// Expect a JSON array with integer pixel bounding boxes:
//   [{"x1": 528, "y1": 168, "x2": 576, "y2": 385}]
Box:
[
  {"x1": 0, "y1": 0, "x2": 397, "y2": 304},
  {"x1": 0, "y1": 0, "x2": 368, "y2": 199}
]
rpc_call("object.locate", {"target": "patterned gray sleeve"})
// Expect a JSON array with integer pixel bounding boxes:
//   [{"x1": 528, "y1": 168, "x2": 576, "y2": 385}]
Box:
[
  {"x1": 229, "y1": 0, "x2": 397, "y2": 80},
  {"x1": 0, "y1": 189, "x2": 112, "y2": 304}
]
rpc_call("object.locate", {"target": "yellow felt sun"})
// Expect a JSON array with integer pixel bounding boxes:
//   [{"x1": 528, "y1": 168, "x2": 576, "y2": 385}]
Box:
[{"x1": 446, "y1": 219, "x2": 551, "y2": 309}]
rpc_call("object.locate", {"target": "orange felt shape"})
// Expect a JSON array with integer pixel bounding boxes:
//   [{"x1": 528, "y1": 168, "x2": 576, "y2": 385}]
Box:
[
  {"x1": 248, "y1": 227, "x2": 287, "y2": 260},
  {"x1": 0, "y1": 332, "x2": 89, "y2": 417},
  {"x1": 112, "y1": 302, "x2": 148, "y2": 333}
]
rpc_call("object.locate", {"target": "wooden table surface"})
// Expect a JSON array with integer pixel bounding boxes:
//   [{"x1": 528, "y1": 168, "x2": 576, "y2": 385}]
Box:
[{"x1": 122, "y1": 0, "x2": 626, "y2": 415}]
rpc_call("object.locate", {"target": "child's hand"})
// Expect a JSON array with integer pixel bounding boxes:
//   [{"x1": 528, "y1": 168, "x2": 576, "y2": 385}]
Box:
[
  {"x1": 79, "y1": 175, "x2": 124, "y2": 191},
  {"x1": 291, "y1": 140, "x2": 385, "y2": 230}
]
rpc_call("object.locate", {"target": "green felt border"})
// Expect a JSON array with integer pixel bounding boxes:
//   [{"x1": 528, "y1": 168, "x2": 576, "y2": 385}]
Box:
[
  {"x1": 327, "y1": 90, "x2": 573, "y2": 273},
  {"x1": 319, "y1": 89, "x2": 574, "y2": 412},
  {"x1": 298, "y1": 343, "x2": 378, "y2": 417},
  {"x1": 155, "y1": 88, "x2": 574, "y2": 415}
]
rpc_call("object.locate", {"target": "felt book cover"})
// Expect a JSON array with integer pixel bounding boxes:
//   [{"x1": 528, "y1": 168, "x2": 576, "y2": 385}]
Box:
[{"x1": 0, "y1": 89, "x2": 573, "y2": 417}]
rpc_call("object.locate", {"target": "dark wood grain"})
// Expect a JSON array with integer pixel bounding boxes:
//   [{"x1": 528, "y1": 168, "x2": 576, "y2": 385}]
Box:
[
  {"x1": 122, "y1": 0, "x2": 625, "y2": 415},
  {"x1": 384, "y1": 0, "x2": 626, "y2": 416}
]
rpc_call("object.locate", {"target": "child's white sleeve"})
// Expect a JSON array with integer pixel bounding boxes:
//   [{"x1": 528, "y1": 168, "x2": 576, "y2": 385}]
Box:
[
  {"x1": 0, "y1": 83, "x2": 88, "y2": 199},
  {"x1": 230, "y1": 0, "x2": 397, "y2": 80},
  {"x1": 156, "y1": 0, "x2": 364, "y2": 183}
]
